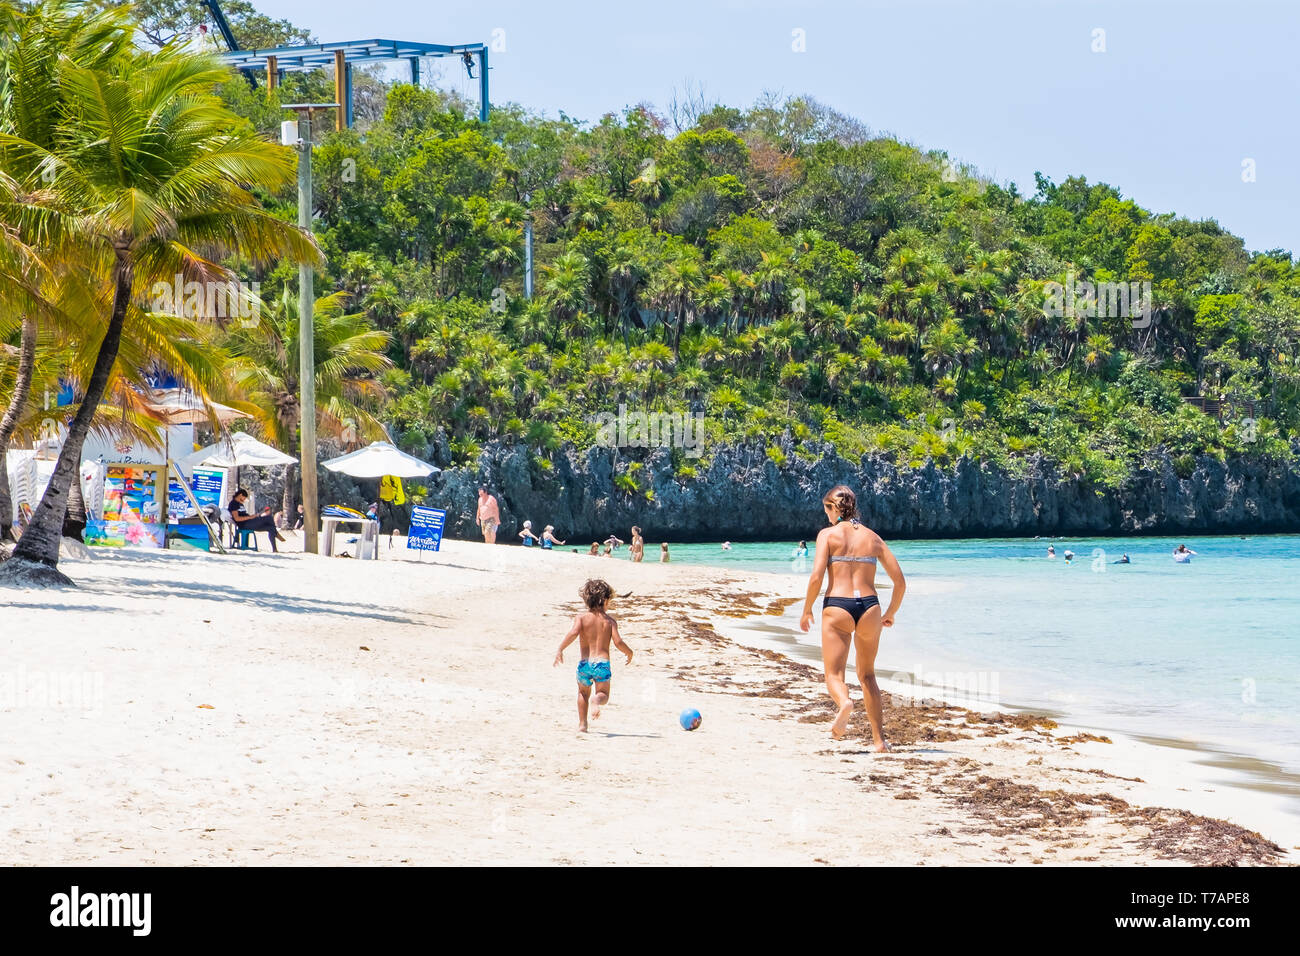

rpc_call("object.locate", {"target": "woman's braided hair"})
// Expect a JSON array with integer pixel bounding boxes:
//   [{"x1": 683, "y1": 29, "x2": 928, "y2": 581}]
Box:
[{"x1": 822, "y1": 484, "x2": 859, "y2": 522}]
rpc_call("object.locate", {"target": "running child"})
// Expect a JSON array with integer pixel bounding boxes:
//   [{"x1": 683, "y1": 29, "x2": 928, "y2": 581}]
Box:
[{"x1": 553, "y1": 579, "x2": 633, "y2": 731}]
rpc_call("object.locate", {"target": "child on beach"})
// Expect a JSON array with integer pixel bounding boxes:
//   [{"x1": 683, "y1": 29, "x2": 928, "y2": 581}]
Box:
[{"x1": 553, "y1": 579, "x2": 634, "y2": 732}]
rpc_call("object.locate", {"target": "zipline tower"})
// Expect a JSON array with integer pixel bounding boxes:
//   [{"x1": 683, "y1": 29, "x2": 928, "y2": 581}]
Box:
[
  {"x1": 219, "y1": 38, "x2": 490, "y2": 130},
  {"x1": 204, "y1": 1, "x2": 488, "y2": 129}
]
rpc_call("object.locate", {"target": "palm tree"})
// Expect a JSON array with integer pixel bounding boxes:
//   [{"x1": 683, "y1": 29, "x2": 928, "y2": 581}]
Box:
[
  {"x1": 0, "y1": 34, "x2": 317, "y2": 584},
  {"x1": 0, "y1": 0, "x2": 131, "y2": 542},
  {"x1": 1083, "y1": 333, "x2": 1113, "y2": 373},
  {"x1": 718, "y1": 268, "x2": 753, "y2": 332},
  {"x1": 543, "y1": 251, "x2": 591, "y2": 346},
  {"x1": 751, "y1": 252, "x2": 790, "y2": 322},
  {"x1": 768, "y1": 317, "x2": 807, "y2": 363},
  {"x1": 647, "y1": 256, "x2": 702, "y2": 356},
  {"x1": 227, "y1": 289, "x2": 392, "y2": 450},
  {"x1": 606, "y1": 245, "x2": 645, "y2": 337},
  {"x1": 697, "y1": 278, "x2": 730, "y2": 330},
  {"x1": 858, "y1": 338, "x2": 885, "y2": 383},
  {"x1": 0, "y1": 242, "x2": 46, "y2": 541}
]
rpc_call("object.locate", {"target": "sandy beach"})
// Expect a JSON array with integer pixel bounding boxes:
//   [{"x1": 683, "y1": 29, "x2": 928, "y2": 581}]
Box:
[{"x1": 0, "y1": 537, "x2": 1288, "y2": 866}]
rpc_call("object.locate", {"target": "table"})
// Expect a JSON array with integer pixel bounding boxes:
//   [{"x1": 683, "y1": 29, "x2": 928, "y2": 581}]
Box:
[{"x1": 320, "y1": 516, "x2": 380, "y2": 559}]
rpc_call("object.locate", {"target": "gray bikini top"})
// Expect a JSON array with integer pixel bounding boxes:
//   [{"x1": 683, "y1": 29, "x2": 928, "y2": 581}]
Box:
[{"x1": 828, "y1": 518, "x2": 876, "y2": 564}]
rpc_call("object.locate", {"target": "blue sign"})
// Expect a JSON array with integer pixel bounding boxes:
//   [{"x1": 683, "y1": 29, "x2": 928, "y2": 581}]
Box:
[
  {"x1": 191, "y1": 468, "x2": 224, "y2": 510},
  {"x1": 407, "y1": 506, "x2": 445, "y2": 552}
]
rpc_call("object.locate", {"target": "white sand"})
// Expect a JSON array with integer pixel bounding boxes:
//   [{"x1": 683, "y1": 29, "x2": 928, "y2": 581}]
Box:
[{"x1": 1, "y1": 537, "x2": 1289, "y2": 865}]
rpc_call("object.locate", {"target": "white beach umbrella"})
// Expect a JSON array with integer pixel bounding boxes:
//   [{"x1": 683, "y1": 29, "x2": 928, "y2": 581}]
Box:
[
  {"x1": 177, "y1": 431, "x2": 298, "y2": 472},
  {"x1": 321, "y1": 441, "x2": 440, "y2": 479},
  {"x1": 146, "y1": 388, "x2": 248, "y2": 427}
]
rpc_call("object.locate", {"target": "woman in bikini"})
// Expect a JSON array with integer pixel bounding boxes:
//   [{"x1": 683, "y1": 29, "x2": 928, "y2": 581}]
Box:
[{"x1": 799, "y1": 485, "x2": 906, "y2": 748}]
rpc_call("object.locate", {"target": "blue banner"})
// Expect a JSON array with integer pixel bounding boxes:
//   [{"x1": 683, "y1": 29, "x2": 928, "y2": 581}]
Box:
[{"x1": 407, "y1": 506, "x2": 445, "y2": 552}]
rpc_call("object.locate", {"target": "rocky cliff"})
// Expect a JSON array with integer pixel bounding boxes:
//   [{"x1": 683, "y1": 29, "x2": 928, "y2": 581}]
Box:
[{"x1": 421, "y1": 439, "x2": 1300, "y2": 543}]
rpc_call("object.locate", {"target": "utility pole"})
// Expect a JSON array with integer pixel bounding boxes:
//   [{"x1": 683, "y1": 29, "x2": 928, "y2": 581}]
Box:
[
  {"x1": 524, "y1": 191, "x2": 533, "y2": 299},
  {"x1": 298, "y1": 112, "x2": 318, "y2": 554},
  {"x1": 284, "y1": 104, "x2": 334, "y2": 554}
]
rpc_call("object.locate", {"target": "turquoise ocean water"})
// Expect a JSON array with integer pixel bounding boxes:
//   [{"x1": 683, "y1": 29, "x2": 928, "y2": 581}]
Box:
[{"x1": 668, "y1": 535, "x2": 1300, "y2": 790}]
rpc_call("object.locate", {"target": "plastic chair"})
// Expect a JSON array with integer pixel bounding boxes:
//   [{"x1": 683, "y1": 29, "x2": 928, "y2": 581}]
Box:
[{"x1": 222, "y1": 509, "x2": 258, "y2": 551}]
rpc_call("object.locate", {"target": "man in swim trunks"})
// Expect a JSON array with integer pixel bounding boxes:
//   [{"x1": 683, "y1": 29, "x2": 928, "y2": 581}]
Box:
[
  {"x1": 553, "y1": 579, "x2": 634, "y2": 732},
  {"x1": 476, "y1": 487, "x2": 500, "y2": 544}
]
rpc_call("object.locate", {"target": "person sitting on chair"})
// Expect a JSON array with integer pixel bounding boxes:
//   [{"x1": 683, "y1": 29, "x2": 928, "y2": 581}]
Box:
[{"x1": 228, "y1": 489, "x2": 286, "y2": 552}]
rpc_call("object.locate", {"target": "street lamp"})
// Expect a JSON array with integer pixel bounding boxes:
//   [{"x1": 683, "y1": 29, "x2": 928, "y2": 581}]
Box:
[{"x1": 281, "y1": 103, "x2": 336, "y2": 555}]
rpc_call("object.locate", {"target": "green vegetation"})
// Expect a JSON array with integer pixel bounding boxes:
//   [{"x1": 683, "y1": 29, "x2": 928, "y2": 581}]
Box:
[{"x1": 257, "y1": 83, "x2": 1297, "y2": 484}]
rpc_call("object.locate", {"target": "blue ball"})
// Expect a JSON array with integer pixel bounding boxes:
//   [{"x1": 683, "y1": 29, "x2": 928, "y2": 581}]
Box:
[{"x1": 679, "y1": 708, "x2": 702, "y2": 731}]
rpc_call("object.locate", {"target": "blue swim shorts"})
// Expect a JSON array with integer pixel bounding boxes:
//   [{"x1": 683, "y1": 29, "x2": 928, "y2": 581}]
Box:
[{"x1": 576, "y1": 659, "x2": 612, "y2": 686}]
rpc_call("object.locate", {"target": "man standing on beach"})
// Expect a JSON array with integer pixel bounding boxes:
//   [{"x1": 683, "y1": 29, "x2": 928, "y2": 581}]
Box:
[{"x1": 476, "y1": 487, "x2": 500, "y2": 544}]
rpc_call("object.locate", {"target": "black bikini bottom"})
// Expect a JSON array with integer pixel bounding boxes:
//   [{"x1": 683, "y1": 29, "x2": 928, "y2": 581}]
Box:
[{"x1": 822, "y1": 594, "x2": 881, "y2": 625}]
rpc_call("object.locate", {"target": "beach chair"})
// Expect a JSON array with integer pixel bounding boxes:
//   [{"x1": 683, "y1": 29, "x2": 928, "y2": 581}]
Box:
[{"x1": 221, "y1": 509, "x2": 258, "y2": 551}]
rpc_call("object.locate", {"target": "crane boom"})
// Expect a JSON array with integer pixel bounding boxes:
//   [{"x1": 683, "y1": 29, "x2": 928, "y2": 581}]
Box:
[{"x1": 202, "y1": 0, "x2": 257, "y2": 87}]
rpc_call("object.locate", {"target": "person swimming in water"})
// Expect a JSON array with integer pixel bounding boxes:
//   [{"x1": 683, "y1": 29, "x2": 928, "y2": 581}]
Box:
[
  {"x1": 1173, "y1": 544, "x2": 1197, "y2": 563},
  {"x1": 1047, "y1": 545, "x2": 1056, "y2": 559},
  {"x1": 799, "y1": 485, "x2": 906, "y2": 749},
  {"x1": 1063, "y1": 549, "x2": 1074, "y2": 564},
  {"x1": 1112, "y1": 553, "x2": 1131, "y2": 564}
]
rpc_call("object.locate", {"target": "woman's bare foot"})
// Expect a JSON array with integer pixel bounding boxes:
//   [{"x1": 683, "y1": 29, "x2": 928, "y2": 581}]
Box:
[
  {"x1": 578, "y1": 722, "x2": 588, "y2": 733},
  {"x1": 830, "y1": 701, "x2": 854, "y2": 739},
  {"x1": 871, "y1": 740, "x2": 891, "y2": 753}
]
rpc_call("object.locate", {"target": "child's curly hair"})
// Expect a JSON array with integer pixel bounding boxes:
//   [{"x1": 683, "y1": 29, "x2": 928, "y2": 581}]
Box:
[{"x1": 580, "y1": 578, "x2": 614, "y2": 609}]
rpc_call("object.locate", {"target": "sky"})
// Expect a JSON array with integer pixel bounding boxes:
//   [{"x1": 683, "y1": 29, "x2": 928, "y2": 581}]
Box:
[{"x1": 246, "y1": 0, "x2": 1300, "y2": 256}]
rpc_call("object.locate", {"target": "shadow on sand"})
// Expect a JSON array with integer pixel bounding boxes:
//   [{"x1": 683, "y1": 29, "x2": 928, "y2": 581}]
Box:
[{"x1": 5, "y1": 549, "x2": 447, "y2": 627}]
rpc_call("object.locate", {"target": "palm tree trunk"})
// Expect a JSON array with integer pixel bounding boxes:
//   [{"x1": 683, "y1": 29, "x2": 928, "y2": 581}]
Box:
[
  {"x1": 0, "y1": 315, "x2": 38, "y2": 542},
  {"x1": 282, "y1": 462, "x2": 296, "y2": 518},
  {"x1": 62, "y1": 467, "x2": 87, "y2": 542},
  {"x1": 1, "y1": 256, "x2": 132, "y2": 584}
]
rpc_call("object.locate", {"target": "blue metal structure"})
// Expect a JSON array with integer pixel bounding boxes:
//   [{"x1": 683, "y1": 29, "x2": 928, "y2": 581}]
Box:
[
  {"x1": 202, "y1": 0, "x2": 240, "y2": 54},
  {"x1": 201, "y1": 0, "x2": 256, "y2": 87},
  {"x1": 219, "y1": 39, "x2": 490, "y2": 129}
]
